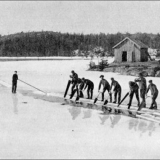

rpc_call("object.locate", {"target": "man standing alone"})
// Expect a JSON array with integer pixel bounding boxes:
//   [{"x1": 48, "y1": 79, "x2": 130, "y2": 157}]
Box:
[{"x1": 12, "y1": 71, "x2": 18, "y2": 93}]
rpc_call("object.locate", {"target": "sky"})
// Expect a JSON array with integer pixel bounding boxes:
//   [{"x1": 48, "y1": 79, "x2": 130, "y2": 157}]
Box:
[{"x1": 0, "y1": 1, "x2": 160, "y2": 35}]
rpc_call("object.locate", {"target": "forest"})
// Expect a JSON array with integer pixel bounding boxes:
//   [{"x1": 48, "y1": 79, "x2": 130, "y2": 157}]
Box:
[{"x1": 0, "y1": 31, "x2": 160, "y2": 57}]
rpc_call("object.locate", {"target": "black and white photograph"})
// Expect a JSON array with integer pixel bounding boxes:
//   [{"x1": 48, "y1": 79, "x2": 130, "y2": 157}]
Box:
[{"x1": 0, "y1": 1, "x2": 160, "y2": 159}]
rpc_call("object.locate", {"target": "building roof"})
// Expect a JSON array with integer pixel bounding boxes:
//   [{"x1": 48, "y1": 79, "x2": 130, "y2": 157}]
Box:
[{"x1": 113, "y1": 37, "x2": 148, "y2": 49}]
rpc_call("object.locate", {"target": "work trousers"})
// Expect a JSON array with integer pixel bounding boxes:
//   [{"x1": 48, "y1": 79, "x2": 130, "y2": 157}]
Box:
[
  {"x1": 70, "y1": 84, "x2": 79, "y2": 99},
  {"x1": 113, "y1": 88, "x2": 121, "y2": 104},
  {"x1": 150, "y1": 93, "x2": 158, "y2": 108},
  {"x1": 12, "y1": 82, "x2": 17, "y2": 93},
  {"x1": 140, "y1": 88, "x2": 146, "y2": 103},
  {"x1": 87, "y1": 84, "x2": 94, "y2": 99},
  {"x1": 102, "y1": 87, "x2": 112, "y2": 102},
  {"x1": 71, "y1": 82, "x2": 77, "y2": 94},
  {"x1": 128, "y1": 89, "x2": 140, "y2": 107}
]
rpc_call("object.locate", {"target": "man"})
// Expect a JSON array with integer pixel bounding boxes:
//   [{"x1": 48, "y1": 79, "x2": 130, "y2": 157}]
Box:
[
  {"x1": 82, "y1": 78, "x2": 94, "y2": 99},
  {"x1": 78, "y1": 78, "x2": 84, "y2": 98},
  {"x1": 110, "y1": 77, "x2": 121, "y2": 104},
  {"x1": 135, "y1": 73, "x2": 147, "y2": 109},
  {"x1": 12, "y1": 71, "x2": 18, "y2": 93},
  {"x1": 146, "y1": 80, "x2": 158, "y2": 110},
  {"x1": 98, "y1": 75, "x2": 112, "y2": 102},
  {"x1": 70, "y1": 70, "x2": 79, "y2": 96},
  {"x1": 127, "y1": 81, "x2": 140, "y2": 109},
  {"x1": 70, "y1": 77, "x2": 82, "y2": 99}
]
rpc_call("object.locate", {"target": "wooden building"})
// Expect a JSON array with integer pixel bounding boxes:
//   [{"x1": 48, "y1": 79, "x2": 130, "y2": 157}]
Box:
[{"x1": 113, "y1": 37, "x2": 149, "y2": 63}]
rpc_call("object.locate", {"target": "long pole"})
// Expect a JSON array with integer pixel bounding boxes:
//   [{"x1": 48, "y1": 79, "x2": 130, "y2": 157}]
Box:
[
  {"x1": 18, "y1": 79, "x2": 47, "y2": 94},
  {"x1": 117, "y1": 92, "x2": 129, "y2": 107}
]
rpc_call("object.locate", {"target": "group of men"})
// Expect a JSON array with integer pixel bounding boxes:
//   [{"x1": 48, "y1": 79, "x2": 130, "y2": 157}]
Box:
[
  {"x1": 69, "y1": 71, "x2": 159, "y2": 110},
  {"x1": 12, "y1": 70, "x2": 159, "y2": 111},
  {"x1": 69, "y1": 70, "x2": 94, "y2": 100}
]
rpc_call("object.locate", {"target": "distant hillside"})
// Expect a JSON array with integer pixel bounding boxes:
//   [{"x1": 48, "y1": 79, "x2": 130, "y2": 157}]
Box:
[{"x1": 0, "y1": 31, "x2": 160, "y2": 57}]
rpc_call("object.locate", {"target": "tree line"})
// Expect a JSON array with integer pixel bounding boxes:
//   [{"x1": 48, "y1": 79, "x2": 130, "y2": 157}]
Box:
[{"x1": 0, "y1": 31, "x2": 160, "y2": 57}]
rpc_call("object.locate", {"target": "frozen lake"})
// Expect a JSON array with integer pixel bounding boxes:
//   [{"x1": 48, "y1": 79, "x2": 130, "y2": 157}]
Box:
[{"x1": 0, "y1": 59, "x2": 160, "y2": 159}]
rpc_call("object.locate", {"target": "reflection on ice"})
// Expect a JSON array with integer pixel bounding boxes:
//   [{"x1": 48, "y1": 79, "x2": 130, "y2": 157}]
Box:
[
  {"x1": 110, "y1": 114, "x2": 121, "y2": 128},
  {"x1": 148, "y1": 122, "x2": 156, "y2": 136},
  {"x1": 128, "y1": 118, "x2": 157, "y2": 137},
  {"x1": 83, "y1": 109, "x2": 92, "y2": 119},
  {"x1": 138, "y1": 121, "x2": 148, "y2": 136},
  {"x1": 68, "y1": 106, "x2": 81, "y2": 120},
  {"x1": 11, "y1": 87, "x2": 160, "y2": 138},
  {"x1": 99, "y1": 114, "x2": 110, "y2": 125},
  {"x1": 129, "y1": 118, "x2": 139, "y2": 131},
  {"x1": 12, "y1": 94, "x2": 18, "y2": 114},
  {"x1": 66, "y1": 103, "x2": 159, "y2": 138}
]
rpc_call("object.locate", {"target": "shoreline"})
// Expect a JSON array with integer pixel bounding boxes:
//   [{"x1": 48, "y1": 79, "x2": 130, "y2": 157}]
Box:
[{"x1": 0, "y1": 56, "x2": 91, "y2": 61}]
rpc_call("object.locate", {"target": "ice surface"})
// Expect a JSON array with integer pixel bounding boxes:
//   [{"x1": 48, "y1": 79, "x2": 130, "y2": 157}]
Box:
[{"x1": 0, "y1": 58, "x2": 160, "y2": 159}]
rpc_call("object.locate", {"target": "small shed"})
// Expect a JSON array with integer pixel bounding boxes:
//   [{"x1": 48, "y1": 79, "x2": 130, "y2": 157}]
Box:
[{"x1": 113, "y1": 37, "x2": 149, "y2": 63}]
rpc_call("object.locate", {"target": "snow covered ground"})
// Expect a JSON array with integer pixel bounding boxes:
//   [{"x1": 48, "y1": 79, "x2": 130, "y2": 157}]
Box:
[{"x1": 0, "y1": 58, "x2": 160, "y2": 158}]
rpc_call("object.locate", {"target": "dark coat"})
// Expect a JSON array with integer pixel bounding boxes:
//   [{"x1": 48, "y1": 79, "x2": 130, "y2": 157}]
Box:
[
  {"x1": 135, "y1": 77, "x2": 147, "y2": 90},
  {"x1": 147, "y1": 83, "x2": 158, "y2": 95},
  {"x1": 111, "y1": 80, "x2": 121, "y2": 91},
  {"x1": 84, "y1": 79, "x2": 94, "y2": 90},
  {"x1": 72, "y1": 72, "x2": 78, "y2": 83},
  {"x1": 12, "y1": 74, "x2": 18, "y2": 83},
  {"x1": 129, "y1": 81, "x2": 139, "y2": 91},
  {"x1": 99, "y1": 79, "x2": 110, "y2": 90}
]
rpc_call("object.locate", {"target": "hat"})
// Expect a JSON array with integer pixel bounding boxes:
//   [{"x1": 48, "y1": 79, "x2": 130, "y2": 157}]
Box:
[
  {"x1": 100, "y1": 75, "x2": 104, "y2": 78},
  {"x1": 129, "y1": 81, "x2": 132, "y2": 84},
  {"x1": 149, "y1": 80, "x2": 152, "y2": 83},
  {"x1": 111, "y1": 77, "x2": 114, "y2": 80}
]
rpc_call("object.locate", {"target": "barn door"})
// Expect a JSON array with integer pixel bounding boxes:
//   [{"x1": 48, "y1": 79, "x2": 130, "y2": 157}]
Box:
[{"x1": 122, "y1": 51, "x2": 127, "y2": 62}]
